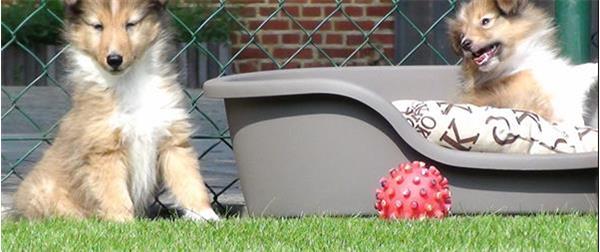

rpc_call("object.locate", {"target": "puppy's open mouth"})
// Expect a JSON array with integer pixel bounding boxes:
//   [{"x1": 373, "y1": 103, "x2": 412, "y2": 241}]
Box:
[{"x1": 472, "y1": 43, "x2": 501, "y2": 66}]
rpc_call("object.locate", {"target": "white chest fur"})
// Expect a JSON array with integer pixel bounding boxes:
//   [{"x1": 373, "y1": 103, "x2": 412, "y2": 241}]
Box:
[
  {"x1": 69, "y1": 46, "x2": 188, "y2": 213},
  {"x1": 529, "y1": 61, "x2": 597, "y2": 126},
  {"x1": 503, "y1": 35, "x2": 598, "y2": 126},
  {"x1": 110, "y1": 71, "x2": 188, "y2": 213}
]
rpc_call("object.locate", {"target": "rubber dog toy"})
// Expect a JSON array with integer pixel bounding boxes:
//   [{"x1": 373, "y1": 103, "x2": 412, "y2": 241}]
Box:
[{"x1": 375, "y1": 161, "x2": 451, "y2": 220}]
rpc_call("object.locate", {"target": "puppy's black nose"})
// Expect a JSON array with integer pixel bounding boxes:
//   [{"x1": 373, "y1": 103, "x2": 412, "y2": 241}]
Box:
[
  {"x1": 106, "y1": 54, "x2": 123, "y2": 70},
  {"x1": 461, "y1": 39, "x2": 473, "y2": 51}
]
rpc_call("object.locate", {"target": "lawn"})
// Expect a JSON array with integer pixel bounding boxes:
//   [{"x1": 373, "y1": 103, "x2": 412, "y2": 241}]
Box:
[{"x1": 2, "y1": 214, "x2": 597, "y2": 251}]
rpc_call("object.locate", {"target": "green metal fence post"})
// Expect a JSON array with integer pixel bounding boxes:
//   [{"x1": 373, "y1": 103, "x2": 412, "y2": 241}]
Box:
[{"x1": 555, "y1": 0, "x2": 591, "y2": 63}]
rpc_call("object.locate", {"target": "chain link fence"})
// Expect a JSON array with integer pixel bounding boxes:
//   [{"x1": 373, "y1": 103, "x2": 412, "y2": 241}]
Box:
[{"x1": 1, "y1": 0, "x2": 597, "y2": 215}]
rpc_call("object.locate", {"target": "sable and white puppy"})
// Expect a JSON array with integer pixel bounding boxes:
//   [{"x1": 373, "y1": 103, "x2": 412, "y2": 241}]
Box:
[
  {"x1": 447, "y1": 0, "x2": 598, "y2": 126},
  {"x1": 14, "y1": 0, "x2": 219, "y2": 222}
]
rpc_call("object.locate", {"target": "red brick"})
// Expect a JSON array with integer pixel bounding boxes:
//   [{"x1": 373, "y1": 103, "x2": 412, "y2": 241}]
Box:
[
  {"x1": 282, "y1": 34, "x2": 302, "y2": 43},
  {"x1": 311, "y1": 0, "x2": 340, "y2": 3},
  {"x1": 347, "y1": 34, "x2": 366, "y2": 45},
  {"x1": 261, "y1": 62, "x2": 278, "y2": 70},
  {"x1": 344, "y1": 6, "x2": 364, "y2": 16},
  {"x1": 323, "y1": 48, "x2": 354, "y2": 58},
  {"x1": 324, "y1": 6, "x2": 341, "y2": 15},
  {"x1": 248, "y1": 20, "x2": 290, "y2": 30},
  {"x1": 302, "y1": 7, "x2": 322, "y2": 17},
  {"x1": 238, "y1": 6, "x2": 257, "y2": 17},
  {"x1": 261, "y1": 34, "x2": 280, "y2": 44},
  {"x1": 370, "y1": 34, "x2": 394, "y2": 44},
  {"x1": 298, "y1": 20, "x2": 332, "y2": 31},
  {"x1": 282, "y1": 61, "x2": 301, "y2": 69},
  {"x1": 384, "y1": 47, "x2": 395, "y2": 58},
  {"x1": 259, "y1": 7, "x2": 277, "y2": 17},
  {"x1": 366, "y1": 6, "x2": 391, "y2": 16},
  {"x1": 236, "y1": 61, "x2": 259, "y2": 73},
  {"x1": 357, "y1": 48, "x2": 376, "y2": 58},
  {"x1": 357, "y1": 21, "x2": 375, "y2": 30},
  {"x1": 232, "y1": 33, "x2": 254, "y2": 44},
  {"x1": 230, "y1": 33, "x2": 241, "y2": 44},
  {"x1": 238, "y1": 34, "x2": 252, "y2": 43},
  {"x1": 236, "y1": 47, "x2": 265, "y2": 58},
  {"x1": 229, "y1": 0, "x2": 264, "y2": 3},
  {"x1": 273, "y1": 48, "x2": 313, "y2": 59},
  {"x1": 378, "y1": 20, "x2": 395, "y2": 30},
  {"x1": 304, "y1": 62, "x2": 329, "y2": 68},
  {"x1": 281, "y1": 6, "x2": 300, "y2": 16},
  {"x1": 358, "y1": 47, "x2": 391, "y2": 59},
  {"x1": 307, "y1": 34, "x2": 323, "y2": 44},
  {"x1": 325, "y1": 34, "x2": 343, "y2": 44},
  {"x1": 334, "y1": 21, "x2": 357, "y2": 31}
]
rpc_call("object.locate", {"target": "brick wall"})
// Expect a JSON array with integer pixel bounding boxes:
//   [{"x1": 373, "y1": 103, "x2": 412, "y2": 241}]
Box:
[
  {"x1": 230, "y1": 0, "x2": 395, "y2": 73},
  {"x1": 1, "y1": 0, "x2": 396, "y2": 74}
]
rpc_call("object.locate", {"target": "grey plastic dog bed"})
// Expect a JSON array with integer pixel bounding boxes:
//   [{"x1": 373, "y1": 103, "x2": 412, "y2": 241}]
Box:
[{"x1": 204, "y1": 66, "x2": 598, "y2": 217}]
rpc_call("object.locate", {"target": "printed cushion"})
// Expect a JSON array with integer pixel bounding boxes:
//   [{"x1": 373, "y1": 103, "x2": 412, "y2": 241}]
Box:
[{"x1": 392, "y1": 100, "x2": 598, "y2": 154}]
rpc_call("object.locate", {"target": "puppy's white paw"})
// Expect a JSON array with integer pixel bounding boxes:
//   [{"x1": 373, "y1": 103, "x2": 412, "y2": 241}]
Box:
[{"x1": 182, "y1": 208, "x2": 220, "y2": 222}]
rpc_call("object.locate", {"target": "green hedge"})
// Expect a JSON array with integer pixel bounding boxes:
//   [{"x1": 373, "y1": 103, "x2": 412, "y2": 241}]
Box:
[{"x1": 1, "y1": 0, "x2": 235, "y2": 46}]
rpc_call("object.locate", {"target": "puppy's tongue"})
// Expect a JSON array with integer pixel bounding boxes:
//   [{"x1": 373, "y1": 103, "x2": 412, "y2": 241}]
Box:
[{"x1": 474, "y1": 50, "x2": 493, "y2": 66}]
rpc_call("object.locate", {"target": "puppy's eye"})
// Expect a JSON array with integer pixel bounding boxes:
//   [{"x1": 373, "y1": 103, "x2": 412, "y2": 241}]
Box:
[
  {"x1": 92, "y1": 23, "x2": 103, "y2": 31},
  {"x1": 481, "y1": 18, "x2": 491, "y2": 26},
  {"x1": 126, "y1": 22, "x2": 137, "y2": 30}
]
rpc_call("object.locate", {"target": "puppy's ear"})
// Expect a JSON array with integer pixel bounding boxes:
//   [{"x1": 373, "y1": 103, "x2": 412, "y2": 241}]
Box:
[
  {"x1": 151, "y1": 0, "x2": 168, "y2": 7},
  {"x1": 495, "y1": 0, "x2": 528, "y2": 16},
  {"x1": 149, "y1": 0, "x2": 168, "y2": 11},
  {"x1": 446, "y1": 18, "x2": 463, "y2": 55},
  {"x1": 63, "y1": 0, "x2": 83, "y2": 18}
]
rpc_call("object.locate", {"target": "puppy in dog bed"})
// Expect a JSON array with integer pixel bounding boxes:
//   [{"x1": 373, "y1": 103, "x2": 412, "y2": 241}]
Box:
[{"x1": 447, "y1": 0, "x2": 598, "y2": 127}]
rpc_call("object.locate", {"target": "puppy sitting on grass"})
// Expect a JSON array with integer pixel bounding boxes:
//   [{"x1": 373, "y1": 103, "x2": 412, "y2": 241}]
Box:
[{"x1": 14, "y1": 0, "x2": 219, "y2": 222}]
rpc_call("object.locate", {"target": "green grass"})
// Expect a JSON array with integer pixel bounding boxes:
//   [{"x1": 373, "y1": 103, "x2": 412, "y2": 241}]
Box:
[{"x1": 2, "y1": 215, "x2": 597, "y2": 251}]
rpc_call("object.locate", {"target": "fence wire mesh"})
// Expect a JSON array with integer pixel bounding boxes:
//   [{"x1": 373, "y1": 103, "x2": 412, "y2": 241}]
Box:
[{"x1": 1, "y1": 0, "x2": 597, "y2": 213}]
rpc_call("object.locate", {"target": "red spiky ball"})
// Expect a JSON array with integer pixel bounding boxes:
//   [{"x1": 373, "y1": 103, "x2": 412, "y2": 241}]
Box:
[{"x1": 375, "y1": 161, "x2": 451, "y2": 220}]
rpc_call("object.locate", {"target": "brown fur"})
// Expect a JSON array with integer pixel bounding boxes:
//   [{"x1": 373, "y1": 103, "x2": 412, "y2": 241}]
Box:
[
  {"x1": 462, "y1": 70, "x2": 555, "y2": 121},
  {"x1": 14, "y1": 0, "x2": 215, "y2": 221},
  {"x1": 64, "y1": 0, "x2": 166, "y2": 72},
  {"x1": 14, "y1": 85, "x2": 131, "y2": 220},
  {"x1": 447, "y1": 0, "x2": 559, "y2": 121}
]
